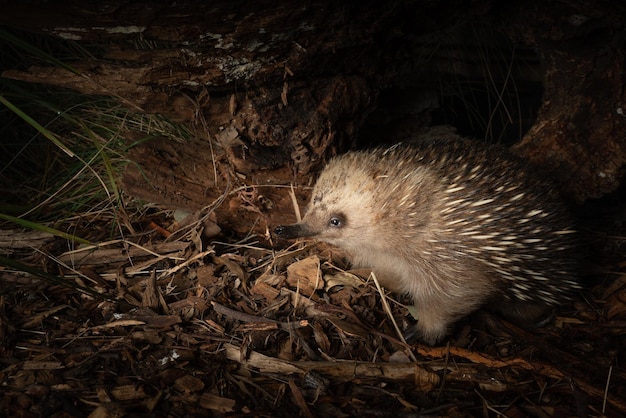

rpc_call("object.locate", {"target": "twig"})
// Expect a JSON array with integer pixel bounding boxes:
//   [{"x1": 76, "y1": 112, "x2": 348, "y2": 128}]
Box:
[
  {"x1": 211, "y1": 301, "x2": 308, "y2": 330},
  {"x1": 289, "y1": 183, "x2": 302, "y2": 222},
  {"x1": 603, "y1": 365, "x2": 613, "y2": 415},
  {"x1": 371, "y1": 271, "x2": 418, "y2": 362},
  {"x1": 222, "y1": 342, "x2": 439, "y2": 391}
]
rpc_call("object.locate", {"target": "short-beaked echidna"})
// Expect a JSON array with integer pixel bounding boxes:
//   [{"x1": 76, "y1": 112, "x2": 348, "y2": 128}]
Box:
[{"x1": 274, "y1": 136, "x2": 579, "y2": 344}]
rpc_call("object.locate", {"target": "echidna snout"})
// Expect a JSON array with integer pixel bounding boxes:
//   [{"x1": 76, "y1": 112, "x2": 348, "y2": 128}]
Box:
[
  {"x1": 275, "y1": 137, "x2": 580, "y2": 345},
  {"x1": 274, "y1": 224, "x2": 307, "y2": 239}
]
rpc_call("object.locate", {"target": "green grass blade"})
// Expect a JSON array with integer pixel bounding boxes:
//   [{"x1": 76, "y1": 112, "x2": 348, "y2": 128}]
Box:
[
  {"x1": 0, "y1": 213, "x2": 92, "y2": 245},
  {"x1": 0, "y1": 28, "x2": 81, "y2": 74},
  {"x1": 0, "y1": 94, "x2": 75, "y2": 157}
]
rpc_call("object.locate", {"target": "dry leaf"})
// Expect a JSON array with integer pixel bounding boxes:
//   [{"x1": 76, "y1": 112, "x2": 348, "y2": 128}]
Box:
[
  {"x1": 324, "y1": 271, "x2": 365, "y2": 291},
  {"x1": 174, "y1": 375, "x2": 205, "y2": 393},
  {"x1": 250, "y1": 281, "x2": 281, "y2": 299}
]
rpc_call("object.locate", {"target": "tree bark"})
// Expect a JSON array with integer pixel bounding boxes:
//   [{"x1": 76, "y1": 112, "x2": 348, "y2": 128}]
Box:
[
  {"x1": 500, "y1": 1, "x2": 626, "y2": 201},
  {"x1": 1, "y1": 0, "x2": 625, "y2": 236}
]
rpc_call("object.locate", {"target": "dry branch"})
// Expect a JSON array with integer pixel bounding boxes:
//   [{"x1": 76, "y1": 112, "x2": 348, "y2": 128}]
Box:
[{"x1": 222, "y1": 343, "x2": 440, "y2": 391}]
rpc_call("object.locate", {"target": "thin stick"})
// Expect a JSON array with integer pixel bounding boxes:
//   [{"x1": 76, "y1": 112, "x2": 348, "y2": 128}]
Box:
[
  {"x1": 211, "y1": 301, "x2": 308, "y2": 330},
  {"x1": 370, "y1": 271, "x2": 418, "y2": 362},
  {"x1": 289, "y1": 183, "x2": 302, "y2": 222},
  {"x1": 603, "y1": 365, "x2": 612, "y2": 414}
]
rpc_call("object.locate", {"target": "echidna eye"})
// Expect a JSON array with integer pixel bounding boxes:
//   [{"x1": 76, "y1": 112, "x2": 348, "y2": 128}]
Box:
[{"x1": 329, "y1": 215, "x2": 344, "y2": 228}]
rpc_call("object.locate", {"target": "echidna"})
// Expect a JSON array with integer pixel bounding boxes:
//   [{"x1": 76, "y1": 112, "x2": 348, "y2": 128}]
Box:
[{"x1": 274, "y1": 136, "x2": 579, "y2": 344}]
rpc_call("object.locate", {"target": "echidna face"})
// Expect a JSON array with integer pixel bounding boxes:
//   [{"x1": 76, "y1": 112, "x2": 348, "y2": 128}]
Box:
[
  {"x1": 275, "y1": 149, "x2": 436, "y2": 252},
  {"x1": 294, "y1": 167, "x2": 383, "y2": 251}
]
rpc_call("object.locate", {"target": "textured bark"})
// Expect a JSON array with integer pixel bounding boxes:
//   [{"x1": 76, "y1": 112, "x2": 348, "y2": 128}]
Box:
[
  {"x1": 501, "y1": 1, "x2": 626, "y2": 202},
  {"x1": 1, "y1": 0, "x2": 625, "y2": 222}
]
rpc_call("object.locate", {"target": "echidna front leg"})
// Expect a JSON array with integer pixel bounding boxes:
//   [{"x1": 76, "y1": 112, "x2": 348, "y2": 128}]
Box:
[
  {"x1": 407, "y1": 303, "x2": 455, "y2": 345},
  {"x1": 406, "y1": 292, "x2": 486, "y2": 345}
]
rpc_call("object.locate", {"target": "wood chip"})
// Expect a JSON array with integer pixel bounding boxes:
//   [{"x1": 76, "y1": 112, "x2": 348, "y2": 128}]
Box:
[{"x1": 286, "y1": 255, "x2": 323, "y2": 296}]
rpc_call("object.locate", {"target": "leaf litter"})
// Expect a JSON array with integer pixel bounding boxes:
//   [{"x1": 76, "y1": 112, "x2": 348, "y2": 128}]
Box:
[{"x1": 1, "y1": 193, "x2": 625, "y2": 417}]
